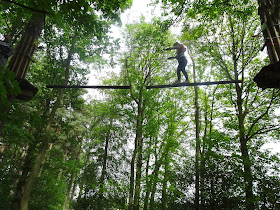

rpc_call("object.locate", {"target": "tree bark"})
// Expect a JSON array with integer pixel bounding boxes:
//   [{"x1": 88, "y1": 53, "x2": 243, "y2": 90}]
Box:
[
  {"x1": 149, "y1": 152, "x2": 161, "y2": 210},
  {"x1": 194, "y1": 90, "x2": 200, "y2": 209},
  {"x1": 235, "y1": 83, "x2": 255, "y2": 209},
  {"x1": 12, "y1": 143, "x2": 34, "y2": 210},
  {"x1": 98, "y1": 127, "x2": 110, "y2": 207},
  {"x1": 209, "y1": 87, "x2": 217, "y2": 210},
  {"x1": 143, "y1": 152, "x2": 150, "y2": 210},
  {"x1": 161, "y1": 152, "x2": 169, "y2": 210},
  {"x1": 188, "y1": 48, "x2": 201, "y2": 210},
  {"x1": 69, "y1": 174, "x2": 78, "y2": 205},
  {"x1": 63, "y1": 143, "x2": 81, "y2": 210},
  {"x1": 63, "y1": 173, "x2": 75, "y2": 210},
  {"x1": 0, "y1": 122, "x2": 5, "y2": 134},
  {"x1": 200, "y1": 91, "x2": 209, "y2": 209},
  {"x1": 20, "y1": 138, "x2": 49, "y2": 210},
  {"x1": 19, "y1": 40, "x2": 75, "y2": 210},
  {"x1": 128, "y1": 143, "x2": 137, "y2": 210},
  {"x1": 99, "y1": 132, "x2": 109, "y2": 187},
  {"x1": 133, "y1": 92, "x2": 144, "y2": 210},
  {"x1": 0, "y1": 14, "x2": 44, "y2": 134},
  {"x1": 8, "y1": 14, "x2": 44, "y2": 79}
]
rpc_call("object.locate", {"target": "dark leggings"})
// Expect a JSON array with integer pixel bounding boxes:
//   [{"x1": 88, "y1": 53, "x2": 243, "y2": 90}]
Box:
[{"x1": 177, "y1": 56, "x2": 188, "y2": 81}]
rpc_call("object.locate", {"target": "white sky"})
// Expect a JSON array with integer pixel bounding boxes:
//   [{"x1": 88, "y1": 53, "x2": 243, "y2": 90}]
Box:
[
  {"x1": 85, "y1": 0, "x2": 163, "y2": 99},
  {"x1": 121, "y1": 0, "x2": 161, "y2": 25}
]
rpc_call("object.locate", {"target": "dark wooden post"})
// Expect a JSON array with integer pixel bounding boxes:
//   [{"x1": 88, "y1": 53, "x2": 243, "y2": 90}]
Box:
[
  {"x1": 7, "y1": 13, "x2": 44, "y2": 101},
  {"x1": 8, "y1": 14, "x2": 44, "y2": 78},
  {"x1": 254, "y1": 0, "x2": 280, "y2": 88},
  {"x1": 0, "y1": 14, "x2": 44, "y2": 134},
  {"x1": 258, "y1": 0, "x2": 280, "y2": 64}
]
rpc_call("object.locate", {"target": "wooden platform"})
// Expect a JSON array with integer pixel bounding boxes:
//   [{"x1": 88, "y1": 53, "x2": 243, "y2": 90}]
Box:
[{"x1": 16, "y1": 78, "x2": 38, "y2": 101}]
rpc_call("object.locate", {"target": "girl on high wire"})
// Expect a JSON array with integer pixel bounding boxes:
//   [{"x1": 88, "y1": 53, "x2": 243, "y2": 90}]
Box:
[{"x1": 166, "y1": 42, "x2": 189, "y2": 84}]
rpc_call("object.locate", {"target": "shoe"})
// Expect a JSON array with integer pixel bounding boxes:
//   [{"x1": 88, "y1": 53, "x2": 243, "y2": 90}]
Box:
[
  {"x1": 172, "y1": 80, "x2": 181, "y2": 84},
  {"x1": 183, "y1": 79, "x2": 190, "y2": 83}
]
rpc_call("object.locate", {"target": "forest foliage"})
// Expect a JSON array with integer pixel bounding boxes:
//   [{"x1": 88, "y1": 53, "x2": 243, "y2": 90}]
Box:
[{"x1": 0, "y1": 0, "x2": 280, "y2": 209}]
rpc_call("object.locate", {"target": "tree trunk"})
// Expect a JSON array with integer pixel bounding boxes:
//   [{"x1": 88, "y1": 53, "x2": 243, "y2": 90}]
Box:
[
  {"x1": 8, "y1": 14, "x2": 44, "y2": 78},
  {"x1": 194, "y1": 88, "x2": 200, "y2": 210},
  {"x1": 235, "y1": 83, "x2": 254, "y2": 209},
  {"x1": 149, "y1": 177, "x2": 157, "y2": 210},
  {"x1": 0, "y1": 14, "x2": 44, "y2": 134},
  {"x1": 143, "y1": 152, "x2": 150, "y2": 210},
  {"x1": 19, "y1": 40, "x2": 75, "y2": 210},
  {"x1": 56, "y1": 150, "x2": 69, "y2": 183},
  {"x1": 133, "y1": 94, "x2": 144, "y2": 210},
  {"x1": 188, "y1": 48, "x2": 201, "y2": 210},
  {"x1": 240, "y1": 136, "x2": 254, "y2": 208},
  {"x1": 128, "y1": 143, "x2": 137, "y2": 210},
  {"x1": 63, "y1": 173, "x2": 75, "y2": 210},
  {"x1": 99, "y1": 133, "x2": 109, "y2": 188},
  {"x1": 98, "y1": 128, "x2": 110, "y2": 207},
  {"x1": 12, "y1": 143, "x2": 34, "y2": 209},
  {"x1": 161, "y1": 152, "x2": 169, "y2": 210},
  {"x1": 0, "y1": 122, "x2": 5, "y2": 134},
  {"x1": 133, "y1": 137, "x2": 143, "y2": 210},
  {"x1": 63, "y1": 143, "x2": 81, "y2": 210},
  {"x1": 20, "y1": 138, "x2": 49, "y2": 210},
  {"x1": 69, "y1": 174, "x2": 78, "y2": 205},
  {"x1": 200, "y1": 91, "x2": 209, "y2": 210},
  {"x1": 149, "y1": 156, "x2": 161, "y2": 210},
  {"x1": 149, "y1": 144, "x2": 167, "y2": 210},
  {"x1": 209, "y1": 87, "x2": 217, "y2": 210}
]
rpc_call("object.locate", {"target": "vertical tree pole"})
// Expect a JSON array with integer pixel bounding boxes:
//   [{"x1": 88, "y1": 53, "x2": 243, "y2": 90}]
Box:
[
  {"x1": 0, "y1": 13, "x2": 44, "y2": 134},
  {"x1": 133, "y1": 97, "x2": 144, "y2": 210},
  {"x1": 97, "y1": 121, "x2": 111, "y2": 208},
  {"x1": 188, "y1": 47, "x2": 200, "y2": 209},
  {"x1": 8, "y1": 14, "x2": 45, "y2": 78},
  {"x1": 161, "y1": 151, "x2": 169, "y2": 210},
  {"x1": 128, "y1": 94, "x2": 144, "y2": 210}
]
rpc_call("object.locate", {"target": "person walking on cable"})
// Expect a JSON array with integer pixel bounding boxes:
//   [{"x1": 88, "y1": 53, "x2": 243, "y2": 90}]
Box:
[{"x1": 166, "y1": 42, "x2": 189, "y2": 84}]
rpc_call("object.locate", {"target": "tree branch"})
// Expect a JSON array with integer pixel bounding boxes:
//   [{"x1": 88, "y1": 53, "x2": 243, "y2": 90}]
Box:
[
  {"x1": 247, "y1": 124, "x2": 280, "y2": 141},
  {"x1": 243, "y1": 82, "x2": 254, "y2": 115},
  {"x1": 3, "y1": 0, "x2": 50, "y2": 14},
  {"x1": 246, "y1": 89, "x2": 280, "y2": 142},
  {"x1": 125, "y1": 57, "x2": 139, "y2": 104}
]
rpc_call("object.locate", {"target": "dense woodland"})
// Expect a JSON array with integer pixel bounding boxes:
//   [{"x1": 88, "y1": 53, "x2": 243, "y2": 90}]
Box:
[{"x1": 0, "y1": 0, "x2": 280, "y2": 209}]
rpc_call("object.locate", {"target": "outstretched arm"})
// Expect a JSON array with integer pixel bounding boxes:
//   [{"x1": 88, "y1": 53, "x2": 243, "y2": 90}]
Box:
[
  {"x1": 167, "y1": 56, "x2": 176, "y2": 60},
  {"x1": 165, "y1": 46, "x2": 179, "y2": 50}
]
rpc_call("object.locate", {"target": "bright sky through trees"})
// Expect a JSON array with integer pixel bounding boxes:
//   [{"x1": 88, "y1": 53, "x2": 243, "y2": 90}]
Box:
[
  {"x1": 85, "y1": 0, "x2": 185, "y2": 100},
  {"x1": 86, "y1": 0, "x2": 162, "y2": 99}
]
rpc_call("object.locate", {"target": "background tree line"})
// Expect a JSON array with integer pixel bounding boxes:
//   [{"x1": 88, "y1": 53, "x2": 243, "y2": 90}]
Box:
[{"x1": 0, "y1": 0, "x2": 280, "y2": 209}]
